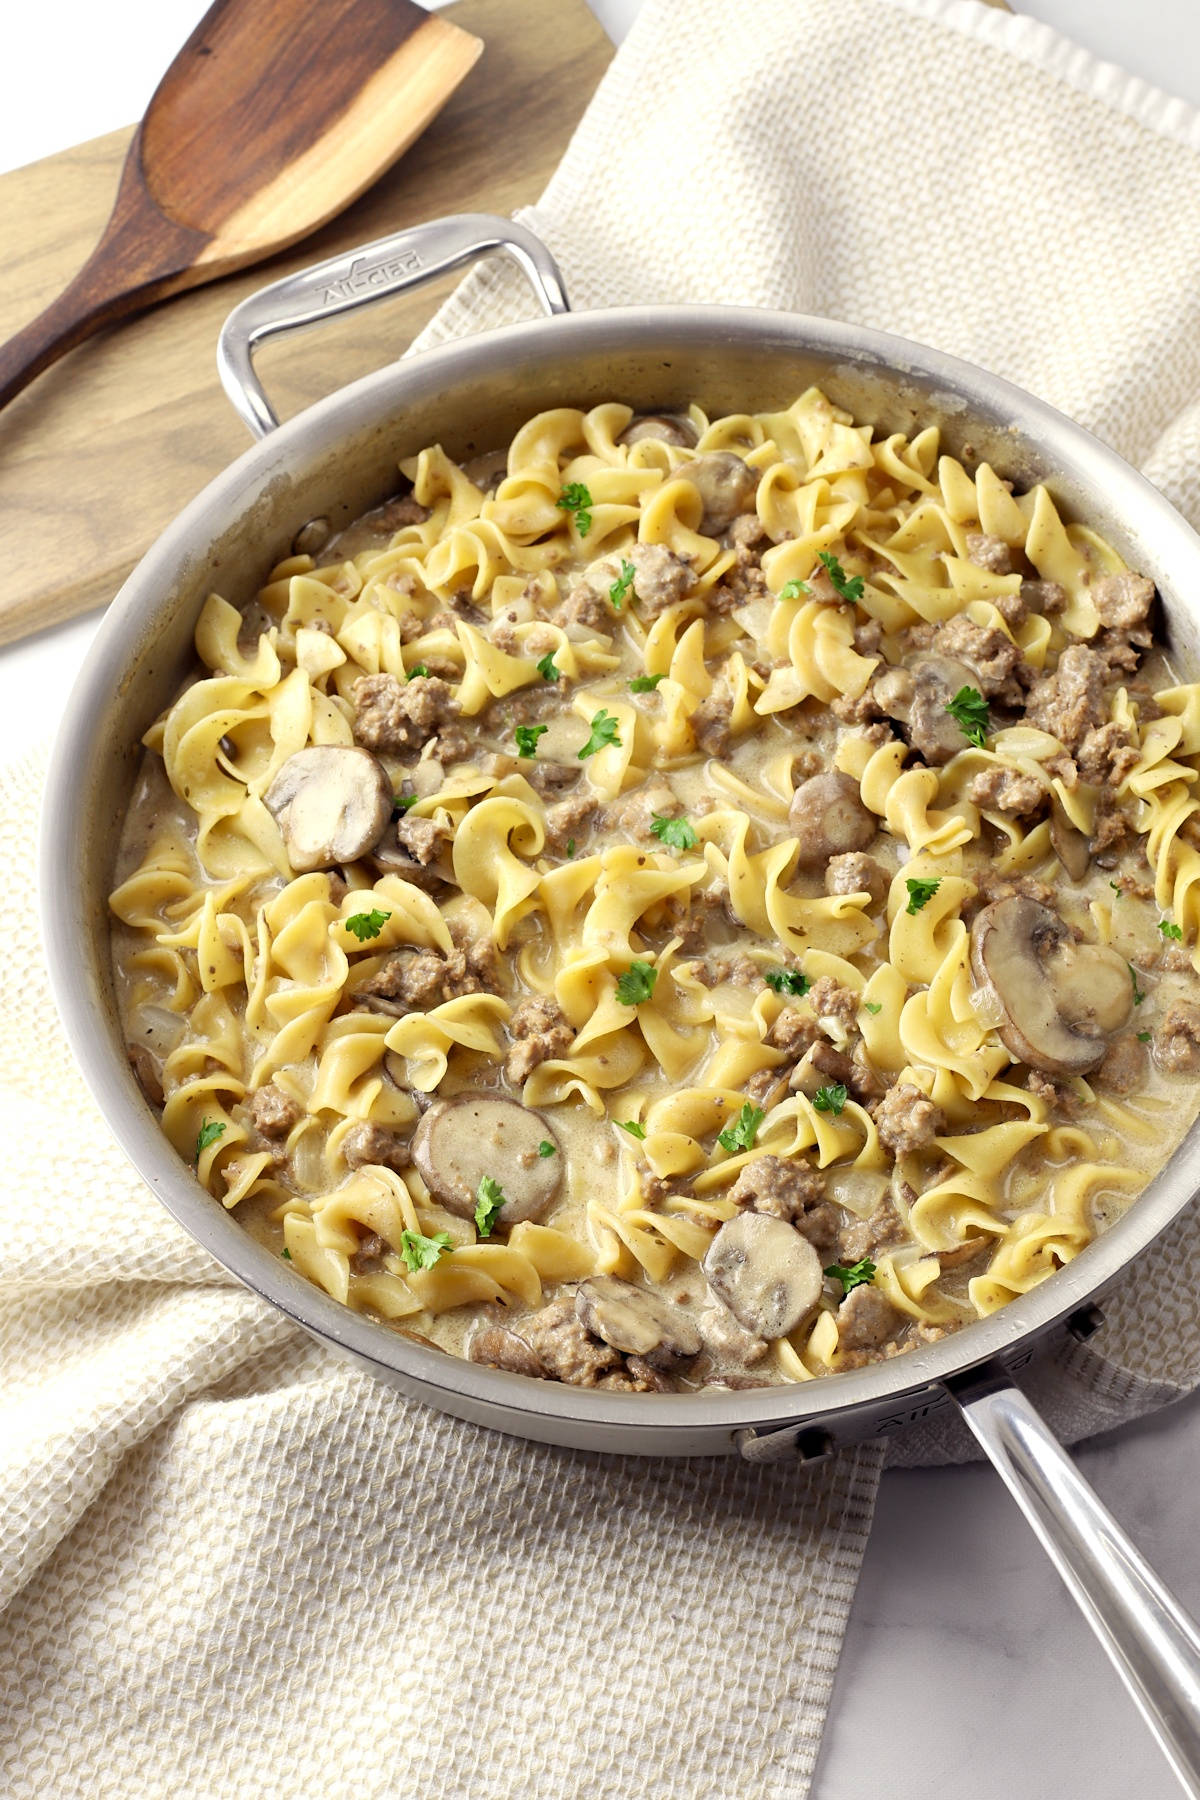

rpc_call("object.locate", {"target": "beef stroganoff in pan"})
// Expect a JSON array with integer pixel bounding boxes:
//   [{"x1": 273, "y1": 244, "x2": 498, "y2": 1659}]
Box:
[{"x1": 110, "y1": 389, "x2": 1200, "y2": 1393}]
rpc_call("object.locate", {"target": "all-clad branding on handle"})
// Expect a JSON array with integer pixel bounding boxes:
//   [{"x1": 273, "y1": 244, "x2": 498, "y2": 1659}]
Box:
[
  {"x1": 217, "y1": 213, "x2": 570, "y2": 438},
  {"x1": 39, "y1": 212, "x2": 1200, "y2": 1796}
]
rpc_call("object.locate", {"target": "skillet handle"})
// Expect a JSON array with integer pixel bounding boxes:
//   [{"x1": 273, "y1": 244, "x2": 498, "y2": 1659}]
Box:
[
  {"x1": 216, "y1": 213, "x2": 570, "y2": 440},
  {"x1": 949, "y1": 1361, "x2": 1200, "y2": 1797}
]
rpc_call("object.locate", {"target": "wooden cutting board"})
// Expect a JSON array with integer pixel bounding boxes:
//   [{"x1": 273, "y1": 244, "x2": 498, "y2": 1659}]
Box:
[{"x1": 0, "y1": 0, "x2": 612, "y2": 646}]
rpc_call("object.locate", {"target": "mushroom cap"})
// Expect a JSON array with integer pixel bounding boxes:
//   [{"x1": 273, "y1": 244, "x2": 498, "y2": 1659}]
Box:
[
  {"x1": 411, "y1": 1092, "x2": 563, "y2": 1226},
  {"x1": 670, "y1": 452, "x2": 758, "y2": 535},
  {"x1": 788, "y1": 770, "x2": 876, "y2": 864},
  {"x1": 702, "y1": 1212, "x2": 823, "y2": 1340},
  {"x1": 970, "y1": 896, "x2": 1134, "y2": 1076},
  {"x1": 575, "y1": 1275, "x2": 701, "y2": 1366},
  {"x1": 264, "y1": 745, "x2": 392, "y2": 872},
  {"x1": 618, "y1": 413, "x2": 699, "y2": 449},
  {"x1": 902, "y1": 655, "x2": 980, "y2": 765}
]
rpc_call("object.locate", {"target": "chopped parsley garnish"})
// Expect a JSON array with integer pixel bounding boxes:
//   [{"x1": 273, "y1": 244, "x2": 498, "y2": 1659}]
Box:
[
  {"x1": 566, "y1": 838, "x2": 576, "y2": 858},
  {"x1": 398, "y1": 1229, "x2": 453, "y2": 1272},
  {"x1": 615, "y1": 960, "x2": 658, "y2": 1006},
  {"x1": 616, "y1": 1119, "x2": 647, "y2": 1139},
  {"x1": 474, "y1": 1176, "x2": 507, "y2": 1238},
  {"x1": 944, "y1": 685, "x2": 989, "y2": 749},
  {"x1": 578, "y1": 709, "x2": 622, "y2": 759},
  {"x1": 1109, "y1": 880, "x2": 1124, "y2": 896},
  {"x1": 812, "y1": 1083, "x2": 848, "y2": 1116},
  {"x1": 344, "y1": 908, "x2": 391, "y2": 942},
  {"x1": 515, "y1": 723, "x2": 549, "y2": 758},
  {"x1": 863, "y1": 1001, "x2": 882, "y2": 1015},
  {"x1": 779, "y1": 578, "x2": 811, "y2": 601},
  {"x1": 280, "y1": 1247, "x2": 292, "y2": 1260},
  {"x1": 629, "y1": 672, "x2": 666, "y2": 693},
  {"x1": 537, "y1": 1140, "x2": 557, "y2": 1158},
  {"x1": 649, "y1": 813, "x2": 698, "y2": 852},
  {"x1": 817, "y1": 549, "x2": 865, "y2": 603},
  {"x1": 764, "y1": 967, "x2": 810, "y2": 996},
  {"x1": 536, "y1": 651, "x2": 561, "y2": 682},
  {"x1": 609, "y1": 559, "x2": 635, "y2": 609},
  {"x1": 195, "y1": 1118, "x2": 225, "y2": 1159},
  {"x1": 556, "y1": 481, "x2": 593, "y2": 536},
  {"x1": 824, "y1": 1257, "x2": 876, "y2": 1294},
  {"x1": 392, "y1": 792, "x2": 417, "y2": 818},
  {"x1": 407, "y1": 663, "x2": 430, "y2": 681},
  {"x1": 1137, "y1": 1031, "x2": 1152, "y2": 1043},
  {"x1": 1129, "y1": 963, "x2": 1146, "y2": 1006},
  {"x1": 717, "y1": 1101, "x2": 766, "y2": 1155},
  {"x1": 1158, "y1": 920, "x2": 1184, "y2": 941},
  {"x1": 905, "y1": 876, "x2": 941, "y2": 915}
]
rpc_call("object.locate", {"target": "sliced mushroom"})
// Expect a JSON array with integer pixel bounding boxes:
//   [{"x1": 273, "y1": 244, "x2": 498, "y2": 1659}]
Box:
[
  {"x1": 264, "y1": 745, "x2": 392, "y2": 872},
  {"x1": 970, "y1": 896, "x2": 1134, "y2": 1076},
  {"x1": 618, "y1": 413, "x2": 699, "y2": 449},
  {"x1": 468, "y1": 1322, "x2": 547, "y2": 1378},
  {"x1": 1050, "y1": 796, "x2": 1091, "y2": 882},
  {"x1": 936, "y1": 1233, "x2": 991, "y2": 1270},
  {"x1": 877, "y1": 654, "x2": 978, "y2": 766},
  {"x1": 670, "y1": 452, "x2": 758, "y2": 535},
  {"x1": 702, "y1": 1213, "x2": 823, "y2": 1340},
  {"x1": 412, "y1": 1092, "x2": 563, "y2": 1225},
  {"x1": 575, "y1": 1275, "x2": 702, "y2": 1368},
  {"x1": 788, "y1": 771, "x2": 876, "y2": 863}
]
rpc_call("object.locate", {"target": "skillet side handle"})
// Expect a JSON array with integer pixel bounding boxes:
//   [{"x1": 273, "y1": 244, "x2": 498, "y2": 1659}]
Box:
[
  {"x1": 949, "y1": 1361, "x2": 1200, "y2": 1798},
  {"x1": 216, "y1": 213, "x2": 570, "y2": 440}
]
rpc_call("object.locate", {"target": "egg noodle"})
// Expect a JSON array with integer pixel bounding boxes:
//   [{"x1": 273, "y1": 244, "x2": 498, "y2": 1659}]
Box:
[{"x1": 109, "y1": 389, "x2": 1200, "y2": 1390}]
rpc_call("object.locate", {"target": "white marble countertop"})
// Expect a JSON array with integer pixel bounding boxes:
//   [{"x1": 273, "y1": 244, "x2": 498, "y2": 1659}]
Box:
[{"x1": 6, "y1": 3, "x2": 1200, "y2": 1796}]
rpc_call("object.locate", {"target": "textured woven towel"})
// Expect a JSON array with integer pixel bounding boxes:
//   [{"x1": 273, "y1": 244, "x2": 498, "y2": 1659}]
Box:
[{"x1": 7, "y1": 2, "x2": 1200, "y2": 1794}]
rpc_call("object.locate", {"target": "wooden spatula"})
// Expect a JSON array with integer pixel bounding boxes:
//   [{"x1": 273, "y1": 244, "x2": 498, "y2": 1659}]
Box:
[{"x1": 0, "y1": 0, "x2": 481, "y2": 412}]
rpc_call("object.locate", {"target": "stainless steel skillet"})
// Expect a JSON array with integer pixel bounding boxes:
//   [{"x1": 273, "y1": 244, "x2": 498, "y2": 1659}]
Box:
[{"x1": 39, "y1": 213, "x2": 1200, "y2": 1794}]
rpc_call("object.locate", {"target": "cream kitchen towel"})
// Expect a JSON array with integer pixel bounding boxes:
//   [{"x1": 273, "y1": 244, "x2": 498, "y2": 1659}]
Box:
[{"x1": 7, "y1": 3, "x2": 1200, "y2": 1796}]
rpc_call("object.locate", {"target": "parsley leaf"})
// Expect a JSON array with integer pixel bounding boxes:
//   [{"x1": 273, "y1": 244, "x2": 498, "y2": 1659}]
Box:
[
  {"x1": 764, "y1": 967, "x2": 810, "y2": 996},
  {"x1": 392, "y1": 792, "x2": 417, "y2": 818},
  {"x1": 537, "y1": 1140, "x2": 557, "y2": 1158},
  {"x1": 629, "y1": 672, "x2": 666, "y2": 693},
  {"x1": 1137, "y1": 1031, "x2": 1152, "y2": 1043},
  {"x1": 905, "y1": 877, "x2": 941, "y2": 915},
  {"x1": 566, "y1": 838, "x2": 576, "y2": 858},
  {"x1": 1158, "y1": 920, "x2": 1184, "y2": 940},
  {"x1": 536, "y1": 651, "x2": 561, "y2": 683},
  {"x1": 280, "y1": 1247, "x2": 292, "y2": 1260},
  {"x1": 609, "y1": 559, "x2": 635, "y2": 609},
  {"x1": 616, "y1": 1119, "x2": 647, "y2": 1139},
  {"x1": 1109, "y1": 880, "x2": 1124, "y2": 896},
  {"x1": 556, "y1": 481, "x2": 594, "y2": 536},
  {"x1": 407, "y1": 663, "x2": 431, "y2": 681},
  {"x1": 474, "y1": 1175, "x2": 507, "y2": 1238},
  {"x1": 779, "y1": 578, "x2": 811, "y2": 601},
  {"x1": 812, "y1": 1083, "x2": 848, "y2": 1115},
  {"x1": 817, "y1": 549, "x2": 865, "y2": 603},
  {"x1": 195, "y1": 1118, "x2": 225, "y2": 1159},
  {"x1": 578, "y1": 709, "x2": 621, "y2": 759},
  {"x1": 863, "y1": 1001, "x2": 882, "y2": 1015},
  {"x1": 515, "y1": 723, "x2": 549, "y2": 758},
  {"x1": 615, "y1": 960, "x2": 658, "y2": 1006},
  {"x1": 824, "y1": 1257, "x2": 876, "y2": 1294},
  {"x1": 717, "y1": 1101, "x2": 766, "y2": 1155},
  {"x1": 344, "y1": 908, "x2": 391, "y2": 942},
  {"x1": 944, "y1": 685, "x2": 990, "y2": 749},
  {"x1": 1130, "y1": 963, "x2": 1146, "y2": 1006},
  {"x1": 649, "y1": 812, "x2": 698, "y2": 852},
  {"x1": 398, "y1": 1229, "x2": 453, "y2": 1272}
]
